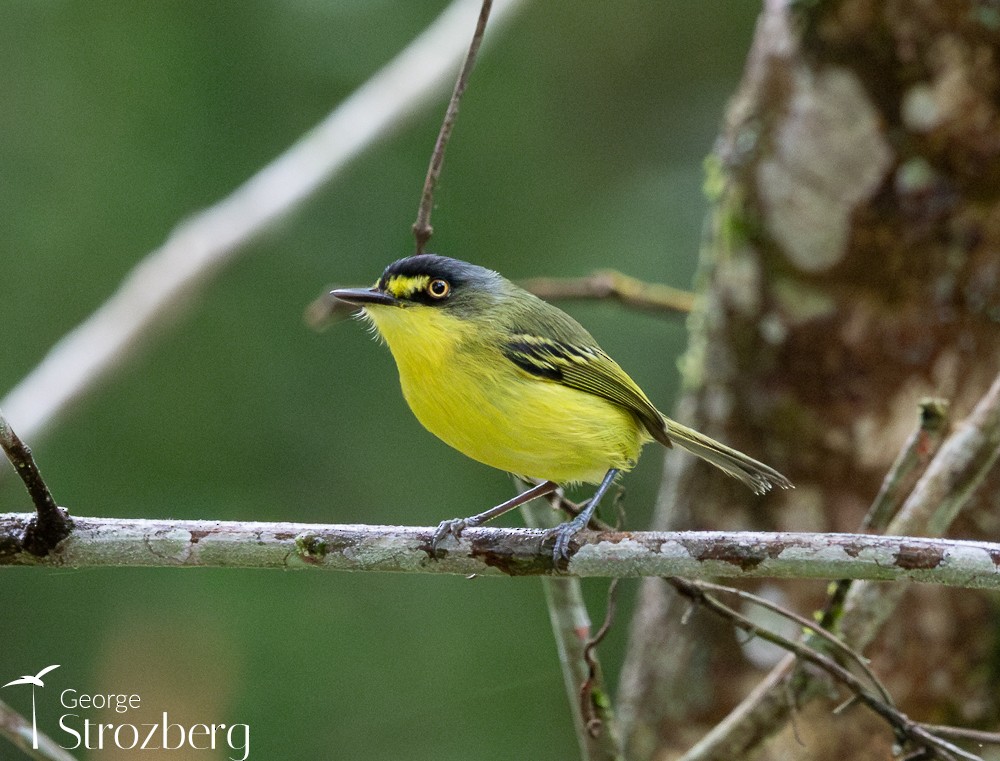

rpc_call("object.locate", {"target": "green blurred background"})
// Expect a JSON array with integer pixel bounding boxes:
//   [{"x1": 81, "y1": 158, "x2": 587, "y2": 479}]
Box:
[{"x1": 1, "y1": 2, "x2": 758, "y2": 758}]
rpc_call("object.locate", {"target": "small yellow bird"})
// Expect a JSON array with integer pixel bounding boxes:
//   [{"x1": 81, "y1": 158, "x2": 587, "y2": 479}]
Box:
[{"x1": 331, "y1": 254, "x2": 791, "y2": 562}]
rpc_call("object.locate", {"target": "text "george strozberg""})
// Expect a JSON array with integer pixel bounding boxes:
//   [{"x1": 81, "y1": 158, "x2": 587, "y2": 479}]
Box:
[{"x1": 58, "y1": 690, "x2": 250, "y2": 760}]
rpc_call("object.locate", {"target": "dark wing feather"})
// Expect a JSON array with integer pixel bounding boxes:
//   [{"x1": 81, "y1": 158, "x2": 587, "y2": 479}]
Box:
[{"x1": 501, "y1": 334, "x2": 671, "y2": 447}]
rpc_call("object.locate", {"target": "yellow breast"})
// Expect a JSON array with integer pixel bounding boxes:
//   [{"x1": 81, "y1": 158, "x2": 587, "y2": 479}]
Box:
[{"x1": 364, "y1": 305, "x2": 648, "y2": 484}]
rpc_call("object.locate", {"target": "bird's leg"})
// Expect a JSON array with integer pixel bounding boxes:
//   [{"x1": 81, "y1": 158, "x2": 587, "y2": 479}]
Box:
[
  {"x1": 431, "y1": 479, "x2": 559, "y2": 552},
  {"x1": 546, "y1": 468, "x2": 619, "y2": 564}
]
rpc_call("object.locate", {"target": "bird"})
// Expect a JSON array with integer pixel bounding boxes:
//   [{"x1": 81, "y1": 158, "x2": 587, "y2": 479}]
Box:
[{"x1": 330, "y1": 254, "x2": 791, "y2": 563}]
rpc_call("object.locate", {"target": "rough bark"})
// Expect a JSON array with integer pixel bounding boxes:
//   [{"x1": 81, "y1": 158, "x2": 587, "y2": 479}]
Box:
[{"x1": 619, "y1": 2, "x2": 1000, "y2": 759}]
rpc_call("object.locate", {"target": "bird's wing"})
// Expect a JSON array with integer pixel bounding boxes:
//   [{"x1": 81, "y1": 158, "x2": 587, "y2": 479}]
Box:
[{"x1": 502, "y1": 334, "x2": 671, "y2": 447}]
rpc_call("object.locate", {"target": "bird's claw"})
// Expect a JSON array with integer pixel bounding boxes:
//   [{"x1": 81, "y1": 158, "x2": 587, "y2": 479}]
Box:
[
  {"x1": 544, "y1": 514, "x2": 590, "y2": 567},
  {"x1": 430, "y1": 517, "x2": 472, "y2": 556}
]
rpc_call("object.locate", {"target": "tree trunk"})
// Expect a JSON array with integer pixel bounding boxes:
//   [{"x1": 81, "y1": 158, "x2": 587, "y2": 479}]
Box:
[{"x1": 618, "y1": 2, "x2": 1000, "y2": 758}]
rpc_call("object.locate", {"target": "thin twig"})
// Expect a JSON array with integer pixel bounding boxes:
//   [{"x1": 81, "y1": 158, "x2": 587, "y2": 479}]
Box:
[
  {"x1": 0, "y1": 410, "x2": 70, "y2": 555},
  {"x1": 519, "y1": 271, "x2": 696, "y2": 316},
  {"x1": 862, "y1": 397, "x2": 951, "y2": 533},
  {"x1": 668, "y1": 578, "x2": 985, "y2": 760},
  {"x1": 412, "y1": 0, "x2": 493, "y2": 254},
  {"x1": 917, "y1": 724, "x2": 1000, "y2": 747},
  {"x1": 520, "y1": 497, "x2": 623, "y2": 761},
  {"x1": 580, "y1": 578, "x2": 621, "y2": 738},
  {"x1": 690, "y1": 580, "x2": 894, "y2": 709},
  {"x1": 0, "y1": 0, "x2": 526, "y2": 449},
  {"x1": 576, "y1": 491, "x2": 625, "y2": 738}
]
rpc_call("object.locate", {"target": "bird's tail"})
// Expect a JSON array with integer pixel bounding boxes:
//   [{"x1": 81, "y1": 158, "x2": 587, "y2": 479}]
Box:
[{"x1": 663, "y1": 418, "x2": 793, "y2": 495}]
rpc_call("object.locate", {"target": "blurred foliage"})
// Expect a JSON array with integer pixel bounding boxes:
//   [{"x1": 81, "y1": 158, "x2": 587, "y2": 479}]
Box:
[{"x1": 0, "y1": 1, "x2": 759, "y2": 758}]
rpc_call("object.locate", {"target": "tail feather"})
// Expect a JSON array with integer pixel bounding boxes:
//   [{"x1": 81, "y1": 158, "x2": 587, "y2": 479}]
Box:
[{"x1": 663, "y1": 418, "x2": 793, "y2": 495}]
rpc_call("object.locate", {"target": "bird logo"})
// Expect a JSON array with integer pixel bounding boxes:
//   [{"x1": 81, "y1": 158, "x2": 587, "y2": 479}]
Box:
[{"x1": 3, "y1": 664, "x2": 60, "y2": 749}]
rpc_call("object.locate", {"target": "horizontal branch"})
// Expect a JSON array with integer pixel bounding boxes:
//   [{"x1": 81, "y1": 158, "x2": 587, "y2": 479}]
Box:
[{"x1": 2, "y1": 514, "x2": 999, "y2": 587}]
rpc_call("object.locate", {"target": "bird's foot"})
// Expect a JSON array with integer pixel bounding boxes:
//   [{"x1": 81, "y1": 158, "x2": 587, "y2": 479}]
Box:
[
  {"x1": 430, "y1": 516, "x2": 477, "y2": 556},
  {"x1": 543, "y1": 512, "x2": 591, "y2": 566}
]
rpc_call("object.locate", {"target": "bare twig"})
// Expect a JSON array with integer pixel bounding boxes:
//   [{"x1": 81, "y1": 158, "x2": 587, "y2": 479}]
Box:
[
  {"x1": 532, "y1": 484, "x2": 625, "y2": 746},
  {"x1": 412, "y1": 0, "x2": 493, "y2": 254},
  {"x1": 917, "y1": 724, "x2": 1000, "y2": 747},
  {"x1": 520, "y1": 498, "x2": 623, "y2": 761},
  {"x1": 862, "y1": 397, "x2": 951, "y2": 534},
  {"x1": 580, "y1": 578, "x2": 621, "y2": 739},
  {"x1": 689, "y1": 580, "x2": 893, "y2": 709},
  {"x1": 0, "y1": 0, "x2": 526, "y2": 448},
  {"x1": 0, "y1": 410, "x2": 70, "y2": 555},
  {"x1": 519, "y1": 271, "x2": 696, "y2": 316},
  {"x1": 569, "y1": 491, "x2": 626, "y2": 739},
  {"x1": 668, "y1": 578, "x2": 986, "y2": 761}
]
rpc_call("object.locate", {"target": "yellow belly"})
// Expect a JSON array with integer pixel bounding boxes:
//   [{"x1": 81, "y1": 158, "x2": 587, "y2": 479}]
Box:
[{"x1": 367, "y1": 307, "x2": 648, "y2": 484}]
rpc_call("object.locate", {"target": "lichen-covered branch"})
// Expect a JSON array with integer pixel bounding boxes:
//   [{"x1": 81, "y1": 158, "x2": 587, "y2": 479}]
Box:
[{"x1": 2, "y1": 514, "x2": 999, "y2": 587}]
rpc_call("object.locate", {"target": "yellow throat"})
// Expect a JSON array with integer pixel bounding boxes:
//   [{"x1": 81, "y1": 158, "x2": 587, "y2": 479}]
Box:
[{"x1": 363, "y1": 294, "x2": 648, "y2": 484}]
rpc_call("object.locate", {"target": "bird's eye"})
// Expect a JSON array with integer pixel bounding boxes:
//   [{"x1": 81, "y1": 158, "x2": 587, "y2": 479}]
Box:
[{"x1": 427, "y1": 278, "x2": 450, "y2": 299}]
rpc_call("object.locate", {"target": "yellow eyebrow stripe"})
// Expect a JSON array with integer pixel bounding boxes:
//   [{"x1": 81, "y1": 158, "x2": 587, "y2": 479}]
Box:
[{"x1": 384, "y1": 275, "x2": 430, "y2": 299}]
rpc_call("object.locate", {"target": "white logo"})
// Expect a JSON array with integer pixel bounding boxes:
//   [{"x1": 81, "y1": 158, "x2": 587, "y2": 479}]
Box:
[
  {"x1": 2, "y1": 664, "x2": 60, "y2": 750},
  {"x1": 3, "y1": 666, "x2": 250, "y2": 759}
]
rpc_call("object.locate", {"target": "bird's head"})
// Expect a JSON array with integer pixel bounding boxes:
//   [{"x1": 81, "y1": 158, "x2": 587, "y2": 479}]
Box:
[
  {"x1": 330, "y1": 255, "x2": 512, "y2": 350},
  {"x1": 331, "y1": 254, "x2": 503, "y2": 315}
]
